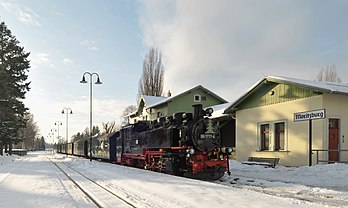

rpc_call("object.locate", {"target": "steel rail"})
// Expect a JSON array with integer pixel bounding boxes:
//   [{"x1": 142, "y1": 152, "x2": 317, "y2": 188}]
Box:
[
  {"x1": 61, "y1": 162, "x2": 136, "y2": 208},
  {"x1": 45, "y1": 155, "x2": 136, "y2": 208}
]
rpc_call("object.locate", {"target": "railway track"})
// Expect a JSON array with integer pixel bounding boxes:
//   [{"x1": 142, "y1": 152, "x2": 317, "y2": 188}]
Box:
[{"x1": 46, "y1": 156, "x2": 137, "y2": 208}]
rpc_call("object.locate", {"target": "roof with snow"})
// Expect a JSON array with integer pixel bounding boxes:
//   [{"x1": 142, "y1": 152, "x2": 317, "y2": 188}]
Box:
[
  {"x1": 141, "y1": 95, "x2": 167, "y2": 107},
  {"x1": 146, "y1": 85, "x2": 228, "y2": 109},
  {"x1": 266, "y1": 76, "x2": 348, "y2": 94},
  {"x1": 205, "y1": 103, "x2": 231, "y2": 120},
  {"x1": 224, "y1": 75, "x2": 348, "y2": 113},
  {"x1": 127, "y1": 95, "x2": 167, "y2": 118}
]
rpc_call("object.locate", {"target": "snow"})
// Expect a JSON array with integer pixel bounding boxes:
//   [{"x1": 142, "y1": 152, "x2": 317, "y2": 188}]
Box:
[
  {"x1": 1, "y1": 152, "x2": 347, "y2": 208},
  {"x1": 206, "y1": 103, "x2": 231, "y2": 119},
  {"x1": 266, "y1": 75, "x2": 348, "y2": 94}
]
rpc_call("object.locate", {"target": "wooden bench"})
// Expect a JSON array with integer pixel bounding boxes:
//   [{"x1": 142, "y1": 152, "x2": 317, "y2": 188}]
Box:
[
  {"x1": 10, "y1": 149, "x2": 27, "y2": 156},
  {"x1": 242, "y1": 157, "x2": 280, "y2": 168}
]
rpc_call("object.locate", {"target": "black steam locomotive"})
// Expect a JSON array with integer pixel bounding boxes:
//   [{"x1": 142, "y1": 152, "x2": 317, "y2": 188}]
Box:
[{"x1": 58, "y1": 104, "x2": 232, "y2": 180}]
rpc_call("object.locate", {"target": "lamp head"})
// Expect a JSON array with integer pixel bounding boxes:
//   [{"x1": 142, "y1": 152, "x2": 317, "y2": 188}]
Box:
[
  {"x1": 80, "y1": 76, "x2": 87, "y2": 83},
  {"x1": 95, "y1": 77, "x2": 102, "y2": 84}
]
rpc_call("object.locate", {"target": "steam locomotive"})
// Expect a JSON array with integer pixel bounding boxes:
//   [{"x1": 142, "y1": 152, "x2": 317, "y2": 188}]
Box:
[{"x1": 58, "y1": 104, "x2": 232, "y2": 180}]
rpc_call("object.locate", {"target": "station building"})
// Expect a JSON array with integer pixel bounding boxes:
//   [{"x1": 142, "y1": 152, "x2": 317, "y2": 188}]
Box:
[{"x1": 224, "y1": 76, "x2": 348, "y2": 166}]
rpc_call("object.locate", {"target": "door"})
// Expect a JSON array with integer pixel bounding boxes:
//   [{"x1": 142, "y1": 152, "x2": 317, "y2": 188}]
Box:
[{"x1": 328, "y1": 119, "x2": 339, "y2": 162}]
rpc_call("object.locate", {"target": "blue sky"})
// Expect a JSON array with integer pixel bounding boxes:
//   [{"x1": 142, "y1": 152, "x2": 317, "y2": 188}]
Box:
[{"x1": 1, "y1": 0, "x2": 347, "y2": 143}]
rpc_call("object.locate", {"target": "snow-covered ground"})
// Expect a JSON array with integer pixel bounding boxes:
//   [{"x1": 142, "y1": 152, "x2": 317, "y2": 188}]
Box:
[{"x1": 0, "y1": 151, "x2": 347, "y2": 208}]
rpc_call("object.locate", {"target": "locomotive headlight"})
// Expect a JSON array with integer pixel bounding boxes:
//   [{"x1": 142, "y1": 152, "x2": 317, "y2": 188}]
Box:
[
  {"x1": 221, "y1": 147, "x2": 233, "y2": 154},
  {"x1": 205, "y1": 107, "x2": 214, "y2": 116},
  {"x1": 186, "y1": 148, "x2": 195, "y2": 155}
]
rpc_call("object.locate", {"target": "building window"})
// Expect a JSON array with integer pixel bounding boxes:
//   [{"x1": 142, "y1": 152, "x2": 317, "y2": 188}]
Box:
[
  {"x1": 258, "y1": 120, "x2": 287, "y2": 151},
  {"x1": 329, "y1": 120, "x2": 337, "y2": 128},
  {"x1": 260, "y1": 124, "x2": 270, "y2": 150},
  {"x1": 275, "y1": 122, "x2": 285, "y2": 150},
  {"x1": 194, "y1": 94, "x2": 201, "y2": 102}
]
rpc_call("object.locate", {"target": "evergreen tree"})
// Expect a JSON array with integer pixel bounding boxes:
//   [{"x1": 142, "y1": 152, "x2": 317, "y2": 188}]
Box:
[
  {"x1": 0, "y1": 21, "x2": 31, "y2": 155},
  {"x1": 39, "y1": 136, "x2": 45, "y2": 150},
  {"x1": 71, "y1": 125, "x2": 100, "y2": 142}
]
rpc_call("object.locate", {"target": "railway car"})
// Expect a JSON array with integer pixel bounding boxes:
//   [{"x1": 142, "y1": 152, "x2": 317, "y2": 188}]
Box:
[
  {"x1": 67, "y1": 142, "x2": 73, "y2": 155},
  {"x1": 90, "y1": 132, "x2": 117, "y2": 161},
  {"x1": 57, "y1": 143, "x2": 65, "y2": 154}
]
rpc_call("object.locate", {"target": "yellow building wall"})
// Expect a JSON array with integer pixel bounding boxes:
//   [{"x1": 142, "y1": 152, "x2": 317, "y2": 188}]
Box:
[
  {"x1": 236, "y1": 95, "x2": 326, "y2": 166},
  {"x1": 322, "y1": 94, "x2": 348, "y2": 162}
]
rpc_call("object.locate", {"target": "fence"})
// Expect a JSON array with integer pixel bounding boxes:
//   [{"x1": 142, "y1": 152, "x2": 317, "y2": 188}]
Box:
[{"x1": 311, "y1": 149, "x2": 348, "y2": 164}]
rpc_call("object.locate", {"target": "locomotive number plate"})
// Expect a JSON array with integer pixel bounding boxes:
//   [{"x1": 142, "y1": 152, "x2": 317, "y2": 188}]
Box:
[{"x1": 200, "y1": 134, "x2": 215, "y2": 139}]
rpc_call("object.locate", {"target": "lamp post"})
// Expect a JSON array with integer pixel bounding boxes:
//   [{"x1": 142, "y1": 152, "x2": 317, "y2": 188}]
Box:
[
  {"x1": 55, "y1": 121, "x2": 62, "y2": 144},
  {"x1": 47, "y1": 134, "x2": 51, "y2": 154},
  {"x1": 50, "y1": 128, "x2": 57, "y2": 154},
  {"x1": 62, "y1": 108, "x2": 73, "y2": 155},
  {"x1": 80, "y1": 72, "x2": 102, "y2": 161}
]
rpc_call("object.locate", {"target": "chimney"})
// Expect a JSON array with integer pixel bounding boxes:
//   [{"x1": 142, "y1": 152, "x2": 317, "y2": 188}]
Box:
[
  {"x1": 167, "y1": 90, "x2": 171, "y2": 97},
  {"x1": 192, "y1": 104, "x2": 203, "y2": 121}
]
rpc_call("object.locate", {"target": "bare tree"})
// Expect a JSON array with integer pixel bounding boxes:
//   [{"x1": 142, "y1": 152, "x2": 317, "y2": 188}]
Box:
[
  {"x1": 121, "y1": 105, "x2": 137, "y2": 126},
  {"x1": 102, "y1": 121, "x2": 119, "y2": 133},
  {"x1": 21, "y1": 113, "x2": 39, "y2": 150},
  {"x1": 138, "y1": 47, "x2": 165, "y2": 97},
  {"x1": 316, "y1": 65, "x2": 342, "y2": 83}
]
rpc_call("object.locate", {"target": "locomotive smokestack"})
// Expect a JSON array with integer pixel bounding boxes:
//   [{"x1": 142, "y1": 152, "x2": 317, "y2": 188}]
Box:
[{"x1": 192, "y1": 104, "x2": 203, "y2": 121}]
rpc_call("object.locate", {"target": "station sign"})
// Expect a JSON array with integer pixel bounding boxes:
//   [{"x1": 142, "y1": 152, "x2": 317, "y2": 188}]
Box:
[{"x1": 294, "y1": 109, "x2": 326, "y2": 122}]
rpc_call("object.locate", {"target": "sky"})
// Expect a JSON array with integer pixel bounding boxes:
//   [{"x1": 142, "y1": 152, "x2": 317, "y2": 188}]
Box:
[
  {"x1": 0, "y1": 0, "x2": 348, "y2": 143},
  {"x1": 1, "y1": 152, "x2": 347, "y2": 207}
]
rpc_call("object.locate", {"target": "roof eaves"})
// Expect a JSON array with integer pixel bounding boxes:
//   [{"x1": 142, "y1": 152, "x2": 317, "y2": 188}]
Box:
[
  {"x1": 265, "y1": 76, "x2": 332, "y2": 94},
  {"x1": 199, "y1": 85, "x2": 228, "y2": 103},
  {"x1": 146, "y1": 85, "x2": 228, "y2": 109}
]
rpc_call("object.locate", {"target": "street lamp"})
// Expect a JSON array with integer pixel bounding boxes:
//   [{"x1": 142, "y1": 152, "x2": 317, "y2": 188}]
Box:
[
  {"x1": 55, "y1": 121, "x2": 62, "y2": 144},
  {"x1": 47, "y1": 134, "x2": 51, "y2": 154},
  {"x1": 62, "y1": 108, "x2": 73, "y2": 155},
  {"x1": 80, "y1": 72, "x2": 102, "y2": 161},
  {"x1": 50, "y1": 128, "x2": 57, "y2": 154}
]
